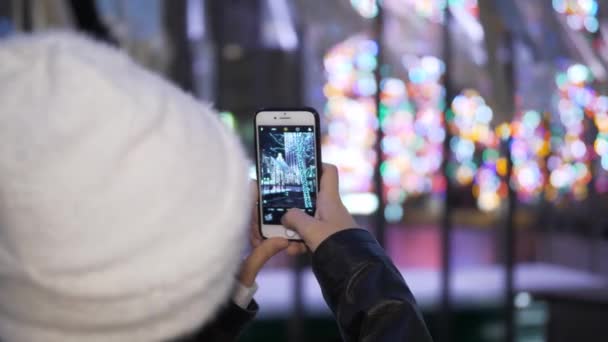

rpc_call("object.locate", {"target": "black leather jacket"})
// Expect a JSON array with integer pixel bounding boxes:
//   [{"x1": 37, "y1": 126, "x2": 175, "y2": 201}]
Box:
[
  {"x1": 312, "y1": 229, "x2": 433, "y2": 342},
  {"x1": 182, "y1": 228, "x2": 433, "y2": 341}
]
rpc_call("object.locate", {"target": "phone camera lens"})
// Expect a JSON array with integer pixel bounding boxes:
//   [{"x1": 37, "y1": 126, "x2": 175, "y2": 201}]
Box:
[{"x1": 274, "y1": 116, "x2": 277, "y2": 119}]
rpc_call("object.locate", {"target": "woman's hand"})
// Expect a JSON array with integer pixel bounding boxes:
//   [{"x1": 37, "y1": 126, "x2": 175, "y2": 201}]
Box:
[
  {"x1": 236, "y1": 181, "x2": 307, "y2": 287},
  {"x1": 281, "y1": 164, "x2": 359, "y2": 252}
]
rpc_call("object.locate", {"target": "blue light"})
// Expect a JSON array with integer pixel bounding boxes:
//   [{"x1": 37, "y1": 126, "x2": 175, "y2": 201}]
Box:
[
  {"x1": 356, "y1": 53, "x2": 377, "y2": 72},
  {"x1": 523, "y1": 110, "x2": 541, "y2": 130},
  {"x1": 568, "y1": 64, "x2": 589, "y2": 83},
  {"x1": 587, "y1": 0, "x2": 599, "y2": 16},
  {"x1": 360, "y1": 39, "x2": 379, "y2": 56},
  {"x1": 408, "y1": 68, "x2": 427, "y2": 84},
  {"x1": 350, "y1": 0, "x2": 379, "y2": 19},
  {"x1": 455, "y1": 138, "x2": 475, "y2": 162},
  {"x1": 357, "y1": 76, "x2": 377, "y2": 96},
  {"x1": 384, "y1": 203, "x2": 404, "y2": 222},
  {"x1": 475, "y1": 105, "x2": 493, "y2": 124},
  {"x1": 584, "y1": 16, "x2": 599, "y2": 33},
  {"x1": 552, "y1": 0, "x2": 566, "y2": 13}
]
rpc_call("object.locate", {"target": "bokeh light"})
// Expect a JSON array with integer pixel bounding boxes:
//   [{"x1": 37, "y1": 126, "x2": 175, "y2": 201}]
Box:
[
  {"x1": 326, "y1": 6, "x2": 608, "y2": 217},
  {"x1": 553, "y1": 0, "x2": 599, "y2": 33},
  {"x1": 399, "y1": 0, "x2": 479, "y2": 23},
  {"x1": 323, "y1": 36, "x2": 379, "y2": 213},
  {"x1": 547, "y1": 63, "x2": 595, "y2": 200},
  {"x1": 350, "y1": 0, "x2": 379, "y2": 19},
  {"x1": 381, "y1": 55, "x2": 446, "y2": 221},
  {"x1": 510, "y1": 110, "x2": 549, "y2": 202},
  {"x1": 590, "y1": 95, "x2": 608, "y2": 193},
  {"x1": 447, "y1": 89, "x2": 505, "y2": 212}
]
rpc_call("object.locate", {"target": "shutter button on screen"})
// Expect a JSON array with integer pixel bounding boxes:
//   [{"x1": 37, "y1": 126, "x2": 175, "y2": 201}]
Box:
[{"x1": 285, "y1": 229, "x2": 297, "y2": 238}]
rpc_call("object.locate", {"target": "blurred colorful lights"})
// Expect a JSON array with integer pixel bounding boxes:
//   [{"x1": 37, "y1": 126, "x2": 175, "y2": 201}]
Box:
[
  {"x1": 553, "y1": 0, "x2": 599, "y2": 33},
  {"x1": 350, "y1": 0, "x2": 379, "y2": 18},
  {"x1": 322, "y1": 25, "x2": 608, "y2": 220},
  {"x1": 381, "y1": 56, "x2": 446, "y2": 221},
  {"x1": 447, "y1": 89, "x2": 504, "y2": 212},
  {"x1": 399, "y1": 0, "x2": 479, "y2": 23},
  {"x1": 322, "y1": 36, "x2": 379, "y2": 214},
  {"x1": 510, "y1": 110, "x2": 549, "y2": 202},
  {"x1": 547, "y1": 63, "x2": 595, "y2": 199}
]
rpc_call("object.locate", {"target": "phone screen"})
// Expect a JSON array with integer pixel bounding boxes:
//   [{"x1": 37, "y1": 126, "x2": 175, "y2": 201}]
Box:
[{"x1": 258, "y1": 125, "x2": 317, "y2": 225}]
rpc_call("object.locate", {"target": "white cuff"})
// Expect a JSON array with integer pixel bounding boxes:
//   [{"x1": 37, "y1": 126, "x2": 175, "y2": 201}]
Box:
[{"x1": 232, "y1": 280, "x2": 258, "y2": 309}]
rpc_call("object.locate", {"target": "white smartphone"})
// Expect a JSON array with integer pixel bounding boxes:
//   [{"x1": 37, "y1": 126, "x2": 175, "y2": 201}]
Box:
[{"x1": 255, "y1": 108, "x2": 321, "y2": 241}]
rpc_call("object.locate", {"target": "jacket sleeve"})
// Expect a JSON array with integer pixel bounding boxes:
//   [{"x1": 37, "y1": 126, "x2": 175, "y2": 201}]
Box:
[
  {"x1": 173, "y1": 300, "x2": 258, "y2": 342},
  {"x1": 312, "y1": 229, "x2": 433, "y2": 342}
]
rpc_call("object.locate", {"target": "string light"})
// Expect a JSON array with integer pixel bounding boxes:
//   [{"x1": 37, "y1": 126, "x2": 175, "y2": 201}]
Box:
[
  {"x1": 447, "y1": 90, "x2": 505, "y2": 212},
  {"x1": 510, "y1": 110, "x2": 549, "y2": 202},
  {"x1": 398, "y1": 0, "x2": 479, "y2": 23},
  {"x1": 322, "y1": 36, "x2": 379, "y2": 213},
  {"x1": 553, "y1": 0, "x2": 599, "y2": 33},
  {"x1": 591, "y1": 95, "x2": 608, "y2": 193},
  {"x1": 545, "y1": 63, "x2": 595, "y2": 200},
  {"x1": 350, "y1": 0, "x2": 379, "y2": 19},
  {"x1": 381, "y1": 55, "x2": 446, "y2": 222}
]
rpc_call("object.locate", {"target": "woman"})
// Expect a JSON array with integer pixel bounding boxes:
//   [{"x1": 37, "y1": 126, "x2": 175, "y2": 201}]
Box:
[{"x1": 0, "y1": 32, "x2": 431, "y2": 342}]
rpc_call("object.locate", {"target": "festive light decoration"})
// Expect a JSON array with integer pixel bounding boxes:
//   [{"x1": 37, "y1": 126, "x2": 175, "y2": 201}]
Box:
[
  {"x1": 553, "y1": 0, "x2": 600, "y2": 33},
  {"x1": 397, "y1": 0, "x2": 479, "y2": 23},
  {"x1": 380, "y1": 56, "x2": 446, "y2": 221},
  {"x1": 322, "y1": 36, "x2": 379, "y2": 213},
  {"x1": 509, "y1": 110, "x2": 549, "y2": 202},
  {"x1": 219, "y1": 111, "x2": 236, "y2": 131},
  {"x1": 325, "y1": 0, "x2": 607, "y2": 217},
  {"x1": 590, "y1": 95, "x2": 608, "y2": 193},
  {"x1": 350, "y1": 0, "x2": 379, "y2": 18},
  {"x1": 547, "y1": 63, "x2": 595, "y2": 200},
  {"x1": 446, "y1": 89, "x2": 506, "y2": 212}
]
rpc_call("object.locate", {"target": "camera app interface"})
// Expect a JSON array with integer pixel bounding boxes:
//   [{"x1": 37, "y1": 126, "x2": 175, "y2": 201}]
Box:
[{"x1": 258, "y1": 126, "x2": 317, "y2": 225}]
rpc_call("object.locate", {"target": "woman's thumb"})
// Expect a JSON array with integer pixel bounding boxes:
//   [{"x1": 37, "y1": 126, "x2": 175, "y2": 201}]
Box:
[
  {"x1": 281, "y1": 209, "x2": 320, "y2": 241},
  {"x1": 239, "y1": 238, "x2": 289, "y2": 286}
]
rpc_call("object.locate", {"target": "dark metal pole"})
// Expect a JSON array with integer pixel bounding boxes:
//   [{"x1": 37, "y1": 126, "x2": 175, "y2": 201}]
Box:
[
  {"x1": 504, "y1": 137, "x2": 516, "y2": 342},
  {"x1": 372, "y1": 0, "x2": 386, "y2": 247},
  {"x1": 502, "y1": 31, "x2": 516, "y2": 342},
  {"x1": 288, "y1": 256, "x2": 306, "y2": 342},
  {"x1": 440, "y1": 7, "x2": 454, "y2": 342},
  {"x1": 21, "y1": 0, "x2": 31, "y2": 32},
  {"x1": 164, "y1": 0, "x2": 195, "y2": 92},
  {"x1": 69, "y1": 0, "x2": 117, "y2": 44}
]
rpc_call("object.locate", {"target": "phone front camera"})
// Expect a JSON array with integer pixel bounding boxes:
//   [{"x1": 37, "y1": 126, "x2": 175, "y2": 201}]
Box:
[{"x1": 274, "y1": 117, "x2": 277, "y2": 119}]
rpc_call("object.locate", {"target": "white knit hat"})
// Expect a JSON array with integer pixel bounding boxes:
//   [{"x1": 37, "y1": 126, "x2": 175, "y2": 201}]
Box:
[{"x1": 0, "y1": 32, "x2": 251, "y2": 341}]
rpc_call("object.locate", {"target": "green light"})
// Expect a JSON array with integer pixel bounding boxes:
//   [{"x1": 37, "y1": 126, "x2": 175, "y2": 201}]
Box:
[
  {"x1": 378, "y1": 104, "x2": 390, "y2": 124},
  {"x1": 555, "y1": 73, "x2": 567, "y2": 88},
  {"x1": 448, "y1": 0, "x2": 464, "y2": 6},
  {"x1": 483, "y1": 149, "x2": 500, "y2": 163},
  {"x1": 446, "y1": 109, "x2": 455, "y2": 122},
  {"x1": 380, "y1": 161, "x2": 389, "y2": 176},
  {"x1": 219, "y1": 111, "x2": 236, "y2": 130},
  {"x1": 446, "y1": 162, "x2": 457, "y2": 178},
  {"x1": 523, "y1": 110, "x2": 541, "y2": 129},
  {"x1": 380, "y1": 65, "x2": 392, "y2": 78},
  {"x1": 414, "y1": 136, "x2": 425, "y2": 151}
]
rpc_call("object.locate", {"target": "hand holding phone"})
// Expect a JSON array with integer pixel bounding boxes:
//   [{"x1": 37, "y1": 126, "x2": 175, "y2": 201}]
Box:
[
  {"x1": 281, "y1": 164, "x2": 359, "y2": 251},
  {"x1": 255, "y1": 108, "x2": 322, "y2": 241},
  {"x1": 238, "y1": 182, "x2": 306, "y2": 287}
]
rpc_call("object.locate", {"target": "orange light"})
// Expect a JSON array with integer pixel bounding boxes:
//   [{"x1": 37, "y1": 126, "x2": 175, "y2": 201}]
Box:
[
  {"x1": 497, "y1": 157, "x2": 508, "y2": 176},
  {"x1": 538, "y1": 141, "x2": 550, "y2": 157},
  {"x1": 472, "y1": 184, "x2": 480, "y2": 198}
]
